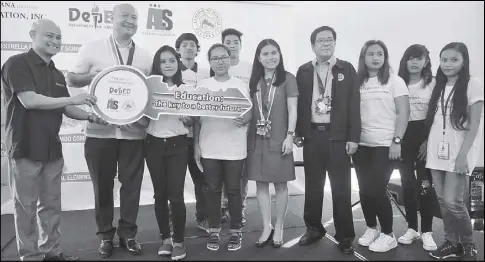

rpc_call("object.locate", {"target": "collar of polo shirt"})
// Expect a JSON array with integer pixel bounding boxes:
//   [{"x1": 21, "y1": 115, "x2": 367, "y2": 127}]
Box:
[
  {"x1": 312, "y1": 55, "x2": 337, "y2": 68},
  {"x1": 113, "y1": 35, "x2": 133, "y2": 49}
]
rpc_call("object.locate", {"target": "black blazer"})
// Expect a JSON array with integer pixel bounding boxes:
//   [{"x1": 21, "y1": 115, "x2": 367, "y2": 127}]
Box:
[{"x1": 295, "y1": 59, "x2": 361, "y2": 143}]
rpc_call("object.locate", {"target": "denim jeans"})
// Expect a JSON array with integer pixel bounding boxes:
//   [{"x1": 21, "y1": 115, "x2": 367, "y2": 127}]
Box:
[
  {"x1": 201, "y1": 158, "x2": 244, "y2": 231},
  {"x1": 144, "y1": 134, "x2": 188, "y2": 243},
  {"x1": 398, "y1": 120, "x2": 434, "y2": 232},
  {"x1": 353, "y1": 146, "x2": 395, "y2": 234},
  {"x1": 431, "y1": 170, "x2": 474, "y2": 244}
]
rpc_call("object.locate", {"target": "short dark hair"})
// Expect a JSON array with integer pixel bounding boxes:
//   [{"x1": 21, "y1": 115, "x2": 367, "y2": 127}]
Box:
[
  {"x1": 175, "y1": 33, "x2": 200, "y2": 50},
  {"x1": 310, "y1": 26, "x2": 337, "y2": 45},
  {"x1": 221, "y1": 28, "x2": 243, "y2": 43}
]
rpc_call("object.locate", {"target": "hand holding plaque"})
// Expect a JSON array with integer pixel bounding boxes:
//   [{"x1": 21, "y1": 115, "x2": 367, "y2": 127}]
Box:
[{"x1": 89, "y1": 65, "x2": 253, "y2": 125}]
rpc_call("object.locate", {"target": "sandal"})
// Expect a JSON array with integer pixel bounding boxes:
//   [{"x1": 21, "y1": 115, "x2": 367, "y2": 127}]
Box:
[{"x1": 207, "y1": 232, "x2": 220, "y2": 251}]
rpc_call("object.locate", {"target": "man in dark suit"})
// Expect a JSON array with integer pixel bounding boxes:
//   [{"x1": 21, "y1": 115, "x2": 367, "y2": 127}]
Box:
[{"x1": 295, "y1": 25, "x2": 361, "y2": 254}]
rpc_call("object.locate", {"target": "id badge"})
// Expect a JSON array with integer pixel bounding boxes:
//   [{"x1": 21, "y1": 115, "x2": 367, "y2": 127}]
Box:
[{"x1": 438, "y1": 140, "x2": 450, "y2": 160}]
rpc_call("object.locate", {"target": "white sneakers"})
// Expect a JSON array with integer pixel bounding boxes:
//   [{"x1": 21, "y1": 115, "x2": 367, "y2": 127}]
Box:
[
  {"x1": 359, "y1": 227, "x2": 397, "y2": 252},
  {"x1": 398, "y1": 228, "x2": 420, "y2": 244},
  {"x1": 397, "y1": 229, "x2": 437, "y2": 251},
  {"x1": 421, "y1": 232, "x2": 437, "y2": 251},
  {"x1": 358, "y1": 227, "x2": 381, "y2": 247},
  {"x1": 369, "y1": 233, "x2": 398, "y2": 252}
]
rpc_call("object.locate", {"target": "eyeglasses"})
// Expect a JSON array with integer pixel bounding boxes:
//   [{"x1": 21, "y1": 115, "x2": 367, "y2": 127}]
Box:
[
  {"x1": 210, "y1": 56, "x2": 230, "y2": 63},
  {"x1": 315, "y1": 38, "x2": 335, "y2": 45}
]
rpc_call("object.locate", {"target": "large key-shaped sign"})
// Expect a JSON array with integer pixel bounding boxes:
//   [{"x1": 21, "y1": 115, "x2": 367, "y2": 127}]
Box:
[{"x1": 89, "y1": 65, "x2": 253, "y2": 125}]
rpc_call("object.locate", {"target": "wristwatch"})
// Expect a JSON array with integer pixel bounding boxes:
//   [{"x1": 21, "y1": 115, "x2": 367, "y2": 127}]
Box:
[
  {"x1": 287, "y1": 131, "x2": 296, "y2": 138},
  {"x1": 392, "y1": 136, "x2": 402, "y2": 145}
]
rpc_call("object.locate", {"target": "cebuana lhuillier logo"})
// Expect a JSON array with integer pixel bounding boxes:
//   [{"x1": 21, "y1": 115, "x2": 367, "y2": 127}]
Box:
[
  {"x1": 192, "y1": 8, "x2": 222, "y2": 39},
  {"x1": 143, "y1": 4, "x2": 174, "y2": 36},
  {"x1": 1, "y1": 1, "x2": 44, "y2": 20},
  {"x1": 69, "y1": 5, "x2": 113, "y2": 29}
]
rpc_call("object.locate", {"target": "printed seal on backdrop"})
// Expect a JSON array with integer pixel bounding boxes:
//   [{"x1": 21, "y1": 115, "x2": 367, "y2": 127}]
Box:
[{"x1": 192, "y1": 8, "x2": 222, "y2": 39}]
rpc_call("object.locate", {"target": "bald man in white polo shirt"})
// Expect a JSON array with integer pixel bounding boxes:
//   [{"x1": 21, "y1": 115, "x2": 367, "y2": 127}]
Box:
[{"x1": 66, "y1": 3, "x2": 152, "y2": 258}]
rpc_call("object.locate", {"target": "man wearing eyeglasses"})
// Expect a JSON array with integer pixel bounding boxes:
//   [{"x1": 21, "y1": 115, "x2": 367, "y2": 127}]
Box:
[
  {"x1": 295, "y1": 26, "x2": 361, "y2": 254},
  {"x1": 175, "y1": 33, "x2": 211, "y2": 234}
]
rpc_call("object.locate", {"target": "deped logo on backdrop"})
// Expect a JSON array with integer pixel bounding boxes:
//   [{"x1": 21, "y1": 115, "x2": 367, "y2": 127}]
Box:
[
  {"x1": 142, "y1": 4, "x2": 174, "y2": 37},
  {"x1": 69, "y1": 4, "x2": 113, "y2": 29}
]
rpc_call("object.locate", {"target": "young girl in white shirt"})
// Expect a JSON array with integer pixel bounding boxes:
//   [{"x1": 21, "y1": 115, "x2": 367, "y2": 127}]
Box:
[
  {"x1": 193, "y1": 44, "x2": 251, "y2": 252},
  {"x1": 353, "y1": 40, "x2": 410, "y2": 253},
  {"x1": 144, "y1": 45, "x2": 193, "y2": 261},
  {"x1": 396, "y1": 44, "x2": 437, "y2": 251},
  {"x1": 425, "y1": 42, "x2": 483, "y2": 261}
]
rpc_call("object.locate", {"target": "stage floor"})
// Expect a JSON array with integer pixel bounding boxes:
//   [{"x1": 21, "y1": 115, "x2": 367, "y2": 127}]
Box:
[{"x1": 1, "y1": 195, "x2": 483, "y2": 261}]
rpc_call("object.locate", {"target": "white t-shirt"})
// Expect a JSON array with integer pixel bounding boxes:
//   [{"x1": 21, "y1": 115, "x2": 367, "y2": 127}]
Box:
[
  {"x1": 360, "y1": 74, "x2": 409, "y2": 147},
  {"x1": 69, "y1": 35, "x2": 152, "y2": 139},
  {"x1": 182, "y1": 66, "x2": 210, "y2": 138},
  {"x1": 197, "y1": 77, "x2": 250, "y2": 160},
  {"x1": 147, "y1": 83, "x2": 190, "y2": 138},
  {"x1": 408, "y1": 78, "x2": 435, "y2": 121},
  {"x1": 228, "y1": 60, "x2": 252, "y2": 84},
  {"x1": 426, "y1": 77, "x2": 484, "y2": 175},
  {"x1": 182, "y1": 66, "x2": 210, "y2": 89}
]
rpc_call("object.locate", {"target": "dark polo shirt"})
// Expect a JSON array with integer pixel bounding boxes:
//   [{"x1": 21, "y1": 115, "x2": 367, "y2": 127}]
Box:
[{"x1": 1, "y1": 48, "x2": 70, "y2": 162}]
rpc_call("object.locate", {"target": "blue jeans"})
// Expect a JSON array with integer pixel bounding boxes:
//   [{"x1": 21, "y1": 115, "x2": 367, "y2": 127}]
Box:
[{"x1": 431, "y1": 170, "x2": 474, "y2": 244}]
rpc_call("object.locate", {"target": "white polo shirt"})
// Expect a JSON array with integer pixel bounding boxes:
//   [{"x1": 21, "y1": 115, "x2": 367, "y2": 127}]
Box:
[
  {"x1": 69, "y1": 35, "x2": 153, "y2": 139},
  {"x1": 197, "y1": 77, "x2": 250, "y2": 160}
]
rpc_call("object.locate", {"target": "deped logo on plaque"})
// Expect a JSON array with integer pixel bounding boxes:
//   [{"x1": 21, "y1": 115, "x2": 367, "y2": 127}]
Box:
[
  {"x1": 90, "y1": 66, "x2": 149, "y2": 125},
  {"x1": 90, "y1": 66, "x2": 252, "y2": 125}
]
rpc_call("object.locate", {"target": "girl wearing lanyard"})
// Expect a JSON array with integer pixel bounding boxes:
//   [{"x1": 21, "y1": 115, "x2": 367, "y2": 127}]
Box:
[
  {"x1": 395, "y1": 44, "x2": 437, "y2": 251},
  {"x1": 193, "y1": 44, "x2": 251, "y2": 252},
  {"x1": 353, "y1": 40, "x2": 410, "y2": 253},
  {"x1": 425, "y1": 42, "x2": 483, "y2": 261},
  {"x1": 245, "y1": 39, "x2": 298, "y2": 248},
  {"x1": 144, "y1": 45, "x2": 193, "y2": 260}
]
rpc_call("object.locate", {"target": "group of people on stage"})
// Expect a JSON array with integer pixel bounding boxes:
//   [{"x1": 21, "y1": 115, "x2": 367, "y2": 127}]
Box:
[{"x1": 2, "y1": 3, "x2": 483, "y2": 261}]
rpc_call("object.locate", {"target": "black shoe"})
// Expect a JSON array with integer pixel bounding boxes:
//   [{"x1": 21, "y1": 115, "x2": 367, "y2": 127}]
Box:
[
  {"x1": 298, "y1": 230, "x2": 326, "y2": 246},
  {"x1": 98, "y1": 239, "x2": 113, "y2": 258},
  {"x1": 430, "y1": 240, "x2": 464, "y2": 259},
  {"x1": 255, "y1": 229, "x2": 274, "y2": 248},
  {"x1": 461, "y1": 243, "x2": 478, "y2": 261},
  {"x1": 271, "y1": 239, "x2": 283, "y2": 248},
  {"x1": 43, "y1": 253, "x2": 79, "y2": 261},
  {"x1": 338, "y1": 239, "x2": 354, "y2": 254},
  {"x1": 119, "y1": 238, "x2": 143, "y2": 255}
]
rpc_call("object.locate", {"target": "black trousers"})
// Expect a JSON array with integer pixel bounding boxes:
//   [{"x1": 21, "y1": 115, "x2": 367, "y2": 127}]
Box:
[
  {"x1": 353, "y1": 146, "x2": 395, "y2": 234},
  {"x1": 144, "y1": 134, "x2": 188, "y2": 243},
  {"x1": 84, "y1": 137, "x2": 145, "y2": 240},
  {"x1": 186, "y1": 138, "x2": 207, "y2": 222},
  {"x1": 398, "y1": 120, "x2": 434, "y2": 233},
  {"x1": 201, "y1": 158, "x2": 244, "y2": 230},
  {"x1": 303, "y1": 127, "x2": 355, "y2": 242}
]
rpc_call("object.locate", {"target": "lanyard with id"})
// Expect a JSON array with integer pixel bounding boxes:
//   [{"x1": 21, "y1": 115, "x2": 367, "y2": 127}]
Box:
[
  {"x1": 438, "y1": 86, "x2": 456, "y2": 160},
  {"x1": 109, "y1": 35, "x2": 135, "y2": 66},
  {"x1": 315, "y1": 64, "x2": 332, "y2": 115}
]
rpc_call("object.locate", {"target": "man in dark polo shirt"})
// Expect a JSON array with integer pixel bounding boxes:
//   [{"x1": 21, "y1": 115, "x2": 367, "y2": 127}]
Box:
[{"x1": 1, "y1": 19, "x2": 103, "y2": 261}]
